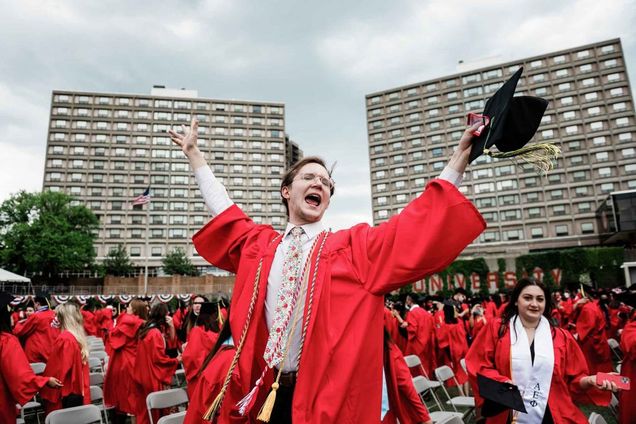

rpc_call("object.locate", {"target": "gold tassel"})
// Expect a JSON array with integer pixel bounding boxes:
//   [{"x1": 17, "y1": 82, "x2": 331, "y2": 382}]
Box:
[
  {"x1": 484, "y1": 143, "x2": 561, "y2": 174},
  {"x1": 203, "y1": 391, "x2": 224, "y2": 421},
  {"x1": 256, "y1": 382, "x2": 280, "y2": 422},
  {"x1": 217, "y1": 302, "x2": 224, "y2": 327}
]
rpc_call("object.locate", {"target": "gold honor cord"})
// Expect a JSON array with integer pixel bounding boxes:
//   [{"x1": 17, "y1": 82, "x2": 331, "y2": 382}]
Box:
[{"x1": 483, "y1": 143, "x2": 561, "y2": 174}]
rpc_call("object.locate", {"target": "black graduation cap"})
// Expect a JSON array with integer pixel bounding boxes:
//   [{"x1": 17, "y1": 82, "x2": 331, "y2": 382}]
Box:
[
  {"x1": 199, "y1": 302, "x2": 216, "y2": 316},
  {"x1": 468, "y1": 67, "x2": 559, "y2": 172},
  {"x1": 0, "y1": 292, "x2": 15, "y2": 310},
  {"x1": 477, "y1": 374, "x2": 527, "y2": 417}
]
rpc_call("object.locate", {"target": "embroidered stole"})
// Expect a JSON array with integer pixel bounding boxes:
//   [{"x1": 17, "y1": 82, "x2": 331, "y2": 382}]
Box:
[{"x1": 510, "y1": 315, "x2": 553, "y2": 424}]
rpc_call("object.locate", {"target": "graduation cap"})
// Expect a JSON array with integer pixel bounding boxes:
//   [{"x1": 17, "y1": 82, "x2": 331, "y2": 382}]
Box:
[
  {"x1": 477, "y1": 374, "x2": 527, "y2": 417},
  {"x1": 0, "y1": 292, "x2": 15, "y2": 311},
  {"x1": 468, "y1": 67, "x2": 560, "y2": 173}
]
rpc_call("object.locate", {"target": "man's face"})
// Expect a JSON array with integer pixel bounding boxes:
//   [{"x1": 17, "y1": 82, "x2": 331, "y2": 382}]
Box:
[{"x1": 282, "y1": 163, "x2": 332, "y2": 225}]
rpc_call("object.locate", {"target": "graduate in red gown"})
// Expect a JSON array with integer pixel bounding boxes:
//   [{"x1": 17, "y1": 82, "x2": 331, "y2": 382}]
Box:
[
  {"x1": 40, "y1": 302, "x2": 91, "y2": 414},
  {"x1": 95, "y1": 304, "x2": 114, "y2": 341},
  {"x1": 185, "y1": 309, "x2": 244, "y2": 424},
  {"x1": 572, "y1": 291, "x2": 613, "y2": 375},
  {"x1": 401, "y1": 294, "x2": 437, "y2": 378},
  {"x1": 0, "y1": 292, "x2": 63, "y2": 423},
  {"x1": 437, "y1": 304, "x2": 469, "y2": 392},
  {"x1": 182, "y1": 301, "x2": 220, "y2": 397},
  {"x1": 170, "y1": 117, "x2": 485, "y2": 423},
  {"x1": 103, "y1": 299, "x2": 148, "y2": 424},
  {"x1": 12, "y1": 295, "x2": 60, "y2": 363},
  {"x1": 387, "y1": 301, "x2": 408, "y2": 353},
  {"x1": 466, "y1": 278, "x2": 617, "y2": 424},
  {"x1": 470, "y1": 302, "x2": 488, "y2": 340},
  {"x1": 619, "y1": 309, "x2": 636, "y2": 424},
  {"x1": 179, "y1": 294, "x2": 208, "y2": 343},
  {"x1": 81, "y1": 305, "x2": 98, "y2": 337},
  {"x1": 382, "y1": 329, "x2": 432, "y2": 424},
  {"x1": 132, "y1": 302, "x2": 180, "y2": 424}
]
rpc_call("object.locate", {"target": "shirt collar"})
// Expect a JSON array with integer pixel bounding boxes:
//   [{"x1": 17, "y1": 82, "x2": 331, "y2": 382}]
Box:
[{"x1": 283, "y1": 220, "x2": 324, "y2": 240}]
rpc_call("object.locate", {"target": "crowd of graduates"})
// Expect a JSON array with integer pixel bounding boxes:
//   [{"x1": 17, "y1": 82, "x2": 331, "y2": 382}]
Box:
[{"x1": 1, "y1": 282, "x2": 635, "y2": 424}]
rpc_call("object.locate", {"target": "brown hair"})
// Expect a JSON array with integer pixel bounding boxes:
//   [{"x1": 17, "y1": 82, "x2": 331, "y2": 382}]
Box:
[
  {"x1": 280, "y1": 156, "x2": 335, "y2": 216},
  {"x1": 129, "y1": 299, "x2": 148, "y2": 320}
]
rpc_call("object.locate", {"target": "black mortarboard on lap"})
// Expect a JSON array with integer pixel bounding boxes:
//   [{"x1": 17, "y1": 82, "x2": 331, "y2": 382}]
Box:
[
  {"x1": 477, "y1": 374, "x2": 527, "y2": 417},
  {"x1": 0, "y1": 292, "x2": 15, "y2": 310},
  {"x1": 468, "y1": 67, "x2": 560, "y2": 173}
]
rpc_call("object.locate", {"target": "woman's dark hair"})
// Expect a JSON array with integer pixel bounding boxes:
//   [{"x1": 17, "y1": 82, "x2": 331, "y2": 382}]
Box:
[
  {"x1": 138, "y1": 302, "x2": 169, "y2": 339},
  {"x1": 280, "y1": 156, "x2": 335, "y2": 217},
  {"x1": 498, "y1": 278, "x2": 554, "y2": 337},
  {"x1": 196, "y1": 304, "x2": 220, "y2": 333},
  {"x1": 180, "y1": 294, "x2": 209, "y2": 342},
  {"x1": 0, "y1": 305, "x2": 12, "y2": 333},
  {"x1": 443, "y1": 304, "x2": 458, "y2": 324},
  {"x1": 196, "y1": 306, "x2": 232, "y2": 379}
]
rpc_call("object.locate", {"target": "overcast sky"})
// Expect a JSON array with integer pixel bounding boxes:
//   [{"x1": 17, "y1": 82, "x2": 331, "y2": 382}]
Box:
[{"x1": 0, "y1": 0, "x2": 634, "y2": 230}]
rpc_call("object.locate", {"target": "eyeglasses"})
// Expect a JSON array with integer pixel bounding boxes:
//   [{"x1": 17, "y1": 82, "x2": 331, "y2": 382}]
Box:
[{"x1": 296, "y1": 172, "x2": 335, "y2": 189}]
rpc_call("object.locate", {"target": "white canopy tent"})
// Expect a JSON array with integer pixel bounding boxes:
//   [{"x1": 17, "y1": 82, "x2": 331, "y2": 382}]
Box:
[{"x1": 0, "y1": 268, "x2": 30, "y2": 283}]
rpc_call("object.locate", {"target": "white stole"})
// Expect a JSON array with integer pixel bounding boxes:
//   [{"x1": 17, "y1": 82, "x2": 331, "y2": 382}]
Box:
[{"x1": 510, "y1": 315, "x2": 554, "y2": 424}]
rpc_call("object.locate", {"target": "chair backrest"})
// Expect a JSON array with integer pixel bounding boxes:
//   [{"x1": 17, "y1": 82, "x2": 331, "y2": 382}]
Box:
[
  {"x1": 157, "y1": 411, "x2": 187, "y2": 424},
  {"x1": 89, "y1": 372, "x2": 104, "y2": 386},
  {"x1": 435, "y1": 365, "x2": 455, "y2": 383},
  {"x1": 30, "y1": 362, "x2": 46, "y2": 375},
  {"x1": 44, "y1": 404, "x2": 103, "y2": 424},
  {"x1": 460, "y1": 358, "x2": 468, "y2": 374},
  {"x1": 89, "y1": 350, "x2": 108, "y2": 360},
  {"x1": 90, "y1": 385, "x2": 104, "y2": 402},
  {"x1": 435, "y1": 415, "x2": 464, "y2": 424},
  {"x1": 588, "y1": 412, "x2": 608, "y2": 424},
  {"x1": 88, "y1": 357, "x2": 103, "y2": 370},
  {"x1": 607, "y1": 338, "x2": 619, "y2": 349},
  {"x1": 403, "y1": 354, "x2": 422, "y2": 368},
  {"x1": 146, "y1": 388, "x2": 188, "y2": 411}
]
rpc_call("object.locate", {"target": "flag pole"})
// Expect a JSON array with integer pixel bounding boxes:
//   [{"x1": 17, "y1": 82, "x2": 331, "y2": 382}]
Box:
[{"x1": 144, "y1": 201, "x2": 150, "y2": 295}]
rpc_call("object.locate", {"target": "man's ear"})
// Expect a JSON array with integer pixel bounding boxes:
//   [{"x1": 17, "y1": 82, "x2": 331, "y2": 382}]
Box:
[{"x1": 281, "y1": 186, "x2": 290, "y2": 200}]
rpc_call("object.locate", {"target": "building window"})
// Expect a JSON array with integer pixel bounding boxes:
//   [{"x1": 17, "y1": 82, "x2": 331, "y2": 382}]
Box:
[
  {"x1": 555, "y1": 225, "x2": 569, "y2": 236},
  {"x1": 581, "y1": 223, "x2": 594, "y2": 234},
  {"x1": 530, "y1": 228, "x2": 544, "y2": 239}
]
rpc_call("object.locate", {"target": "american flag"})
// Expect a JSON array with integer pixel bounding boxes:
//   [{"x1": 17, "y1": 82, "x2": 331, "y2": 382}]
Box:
[{"x1": 132, "y1": 186, "x2": 151, "y2": 206}]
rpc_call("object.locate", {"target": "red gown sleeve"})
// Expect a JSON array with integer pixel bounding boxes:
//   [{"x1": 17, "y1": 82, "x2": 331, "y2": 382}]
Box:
[
  {"x1": 349, "y1": 179, "x2": 486, "y2": 295},
  {"x1": 0, "y1": 334, "x2": 49, "y2": 405},
  {"x1": 12, "y1": 314, "x2": 37, "y2": 339},
  {"x1": 465, "y1": 320, "x2": 510, "y2": 408},
  {"x1": 40, "y1": 333, "x2": 86, "y2": 405},
  {"x1": 108, "y1": 314, "x2": 142, "y2": 351},
  {"x1": 575, "y1": 303, "x2": 596, "y2": 341},
  {"x1": 562, "y1": 329, "x2": 610, "y2": 406},
  {"x1": 146, "y1": 330, "x2": 179, "y2": 385}
]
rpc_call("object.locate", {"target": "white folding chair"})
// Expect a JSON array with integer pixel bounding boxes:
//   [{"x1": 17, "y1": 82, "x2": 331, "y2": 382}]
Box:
[
  {"x1": 588, "y1": 412, "x2": 608, "y2": 424},
  {"x1": 30, "y1": 362, "x2": 46, "y2": 375},
  {"x1": 157, "y1": 411, "x2": 187, "y2": 424},
  {"x1": 608, "y1": 393, "x2": 619, "y2": 418},
  {"x1": 89, "y1": 350, "x2": 108, "y2": 361},
  {"x1": 146, "y1": 388, "x2": 189, "y2": 424},
  {"x1": 44, "y1": 404, "x2": 103, "y2": 424},
  {"x1": 616, "y1": 362, "x2": 622, "y2": 374},
  {"x1": 89, "y1": 372, "x2": 104, "y2": 387},
  {"x1": 607, "y1": 338, "x2": 623, "y2": 362},
  {"x1": 88, "y1": 357, "x2": 104, "y2": 373},
  {"x1": 90, "y1": 385, "x2": 114, "y2": 424},
  {"x1": 413, "y1": 376, "x2": 463, "y2": 423},
  {"x1": 434, "y1": 366, "x2": 475, "y2": 414},
  {"x1": 434, "y1": 415, "x2": 464, "y2": 424}
]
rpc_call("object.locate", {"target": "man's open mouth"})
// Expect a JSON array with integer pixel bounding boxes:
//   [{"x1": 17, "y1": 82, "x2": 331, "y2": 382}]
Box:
[{"x1": 305, "y1": 194, "x2": 322, "y2": 207}]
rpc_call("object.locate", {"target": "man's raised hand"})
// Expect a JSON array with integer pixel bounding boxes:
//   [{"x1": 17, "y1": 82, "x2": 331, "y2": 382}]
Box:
[{"x1": 168, "y1": 117, "x2": 199, "y2": 156}]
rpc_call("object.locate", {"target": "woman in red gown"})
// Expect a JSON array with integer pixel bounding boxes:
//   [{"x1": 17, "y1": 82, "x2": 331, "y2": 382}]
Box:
[
  {"x1": 0, "y1": 292, "x2": 62, "y2": 423},
  {"x1": 466, "y1": 278, "x2": 617, "y2": 424},
  {"x1": 40, "y1": 302, "x2": 91, "y2": 414},
  {"x1": 182, "y1": 301, "x2": 220, "y2": 397},
  {"x1": 437, "y1": 304, "x2": 469, "y2": 393},
  {"x1": 103, "y1": 298, "x2": 148, "y2": 424},
  {"x1": 132, "y1": 302, "x2": 180, "y2": 424},
  {"x1": 619, "y1": 309, "x2": 636, "y2": 424}
]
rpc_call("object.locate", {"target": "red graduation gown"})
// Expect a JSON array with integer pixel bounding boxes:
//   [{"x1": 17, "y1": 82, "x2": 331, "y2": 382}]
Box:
[
  {"x1": 182, "y1": 326, "x2": 219, "y2": 397},
  {"x1": 0, "y1": 333, "x2": 50, "y2": 423},
  {"x1": 81, "y1": 309, "x2": 98, "y2": 336},
  {"x1": 132, "y1": 327, "x2": 179, "y2": 424},
  {"x1": 103, "y1": 313, "x2": 144, "y2": 414},
  {"x1": 619, "y1": 320, "x2": 636, "y2": 424},
  {"x1": 575, "y1": 301, "x2": 613, "y2": 374},
  {"x1": 192, "y1": 179, "x2": 485, "y2": 423},
  {"x1": 40, "y1": 331, "x2": 90, "y2": 414},
  {"x1": 437, "y1": 321, "x2": 469, "y2": 385},
  {"x1": 383, "y1": 341, "x2": 431, "y2": 424},
  {"x1": 471, "y1": 316, "x2": 487, "y2": 341},
  {"x1": 184, "y1": 345, "x2": 245, "y2": 424},
  {"x1": 12, "y1": 308, "x2": 59, "y2": 363},
  {"x1": 465, "y1": 319, "x2": 609, "y2": 424},
  {"x1": 384, "y1": 308, "x2": 407, "y2": 353},
  {"x1": 95, "y1": 307, "x2": 114, "y2": 340},
  {"x1": 404, "y1": 306, "x2": 437, "y2": 378}
]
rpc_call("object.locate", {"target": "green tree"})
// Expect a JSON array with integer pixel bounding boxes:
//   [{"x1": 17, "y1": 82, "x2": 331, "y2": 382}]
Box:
[
  {"x1": 162, "y1": 247, "x2": 199, "y2": 276},
  {"x1": 102, "y1": 244, "x2": 135, "y2": 276},
  {"x1": 0, "y1": 190, "x2": 98, "y2": 276}
]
